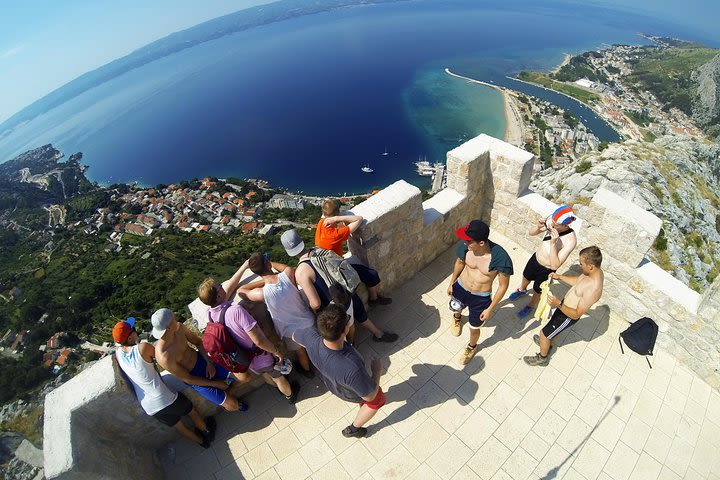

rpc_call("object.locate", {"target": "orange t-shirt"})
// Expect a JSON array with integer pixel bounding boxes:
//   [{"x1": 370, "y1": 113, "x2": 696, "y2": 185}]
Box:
[{"x1": 315, "y1": 218, "x2": 350, "y2": 255}]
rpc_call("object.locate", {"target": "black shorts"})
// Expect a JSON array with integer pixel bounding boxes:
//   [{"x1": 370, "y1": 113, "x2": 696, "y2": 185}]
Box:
[
  {"x1": 153, "y1": 392, "x2": 192, "y2": 427},
  {"x1": 450, "y1": 281, "x2": 492, "y2": 329},
  {"x1": 523, "y1": 254, "x2": 555, "y2": 294},
  {"x1": 542, "y1": 308, "x2": 577, "y2": 340},
  {"x1": 350, "y1": 263, "x2": 381, "y2": 288}
]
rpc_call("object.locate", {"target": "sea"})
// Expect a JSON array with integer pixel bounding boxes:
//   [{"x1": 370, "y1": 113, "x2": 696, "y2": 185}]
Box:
[{"x1": 0, "y1": 0, "x2": 710, "y2": 195}]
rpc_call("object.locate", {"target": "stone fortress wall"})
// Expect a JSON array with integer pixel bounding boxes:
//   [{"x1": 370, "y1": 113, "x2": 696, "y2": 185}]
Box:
[{"x1": 43, "y1": 134, "x2": 720, "y2": 478}]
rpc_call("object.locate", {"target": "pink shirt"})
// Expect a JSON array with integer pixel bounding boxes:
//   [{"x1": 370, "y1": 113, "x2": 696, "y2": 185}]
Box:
[{"x1": 208, "y1": 301, "x2": 274, "y2": 371}]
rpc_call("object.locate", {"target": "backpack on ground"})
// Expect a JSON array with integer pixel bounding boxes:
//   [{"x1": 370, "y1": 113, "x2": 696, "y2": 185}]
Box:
[
  {"x1": 619, "y1": 317, "x2": 658, "y2": 368},
  {"x1": 308, "y1": 247, "x2": 361, "y2": 294},
  {"x1": 202, "y1": 304, "x2": 259, "y2": 373}
]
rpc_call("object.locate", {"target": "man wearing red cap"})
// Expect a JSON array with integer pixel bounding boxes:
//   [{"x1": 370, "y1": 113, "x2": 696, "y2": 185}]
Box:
[
  {"x1": 113, "y1": 318, "x2": 215, "y2": 448},
  {"x1": 509, "y1": 205, "x2": 577, "y2": 318},
  {"x1": 448, "y1": 220, "x2": 513, "y2": 365}
]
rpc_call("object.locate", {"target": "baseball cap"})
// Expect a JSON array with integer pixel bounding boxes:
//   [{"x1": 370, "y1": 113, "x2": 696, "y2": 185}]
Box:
[
  {"x1": 281, "y1": 229, "x2": 305, "y2": 257},
  {"x1": 112, "y1": 317, "x2": 136, "y2": 344},
  {"x1": 455, "y1": 220, "x2": 489, "y2": 242},
  {"x1": 551, "y1": 205, "x2": 575, "y2": 225},
  {"x1": 151, "y1": 308, "x2": 174, "y2": 339}
]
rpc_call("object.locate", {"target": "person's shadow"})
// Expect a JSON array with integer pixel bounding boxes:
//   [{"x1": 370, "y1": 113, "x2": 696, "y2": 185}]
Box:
[{"x1": 380, "y1": 363, "x2": 478, "y2": 430}]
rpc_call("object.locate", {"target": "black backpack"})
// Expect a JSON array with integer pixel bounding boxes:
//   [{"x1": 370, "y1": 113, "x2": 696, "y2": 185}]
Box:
[{"x1": 619, "y1": 317, "x2": 658, "y2": 368}]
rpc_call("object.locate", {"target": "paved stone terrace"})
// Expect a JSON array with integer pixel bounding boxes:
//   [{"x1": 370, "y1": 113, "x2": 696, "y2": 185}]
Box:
[{"x1": 165, "y1": 232, "x2": 720, "y2": 480}]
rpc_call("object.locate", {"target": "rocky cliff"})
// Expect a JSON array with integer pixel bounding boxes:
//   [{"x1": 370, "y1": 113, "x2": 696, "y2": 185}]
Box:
[
  {"x1": 531, "y1": 135, "x2": 720, "y2": 290},
  {"x1": 693, "y1": 53, "x2": 720, "y2": 137}
]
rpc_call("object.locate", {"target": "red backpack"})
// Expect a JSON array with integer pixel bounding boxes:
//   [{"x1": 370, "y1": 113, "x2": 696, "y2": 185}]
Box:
[{"x1": 202, "y1": 304, "x2": 259, "y2": 373}]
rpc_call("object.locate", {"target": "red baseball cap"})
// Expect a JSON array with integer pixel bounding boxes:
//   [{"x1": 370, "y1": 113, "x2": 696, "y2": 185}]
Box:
[
  {"x1": 455, "y1": 220, "x2": 489, "y2": 242},
  {"x1": 112, "y1": 317, "x2": 136, "y2": 344}
]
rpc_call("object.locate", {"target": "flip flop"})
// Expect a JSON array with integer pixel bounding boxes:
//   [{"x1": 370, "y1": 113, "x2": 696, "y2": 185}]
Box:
[{"x1": 508, "y1": 289, "x2": 528, "y2": 300}]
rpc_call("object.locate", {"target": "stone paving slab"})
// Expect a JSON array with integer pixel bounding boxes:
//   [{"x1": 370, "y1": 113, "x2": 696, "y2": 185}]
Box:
[{"x1": 164, "y1": 232, "x2": 720, "y2": 480}]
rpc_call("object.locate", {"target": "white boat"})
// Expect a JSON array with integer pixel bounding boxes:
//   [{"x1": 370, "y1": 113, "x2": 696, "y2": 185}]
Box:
[
  {"x1": 361, "y1": 164, "x2": 374, "y2": 173},
  {"x1": 381, "y1": 146, "x2": 389, "y2": 156}
]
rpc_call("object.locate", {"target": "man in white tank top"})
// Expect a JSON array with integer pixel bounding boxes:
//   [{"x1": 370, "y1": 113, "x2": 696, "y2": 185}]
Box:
[
  {"x1": 238, "y1": 252, "x2": 315, "y2": 376},
  {"x1": 113, "y1": 318, "x2": 215, "y2": 448}
]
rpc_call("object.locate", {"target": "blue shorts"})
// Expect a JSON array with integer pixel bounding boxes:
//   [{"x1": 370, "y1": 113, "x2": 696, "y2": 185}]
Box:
[
  {"x1": 189, "y1": 354, "x2": 233, "y2": 406},
  {"x1": 450, "y1": 280, "x2": 492, "y2": 329},
  {"x1": 350, "y1": 263, "x2": 381, "y2": 288}
]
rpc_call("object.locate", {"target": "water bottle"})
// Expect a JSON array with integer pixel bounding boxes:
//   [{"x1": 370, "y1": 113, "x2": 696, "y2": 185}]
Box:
[{"x1": 273, "y1": 357, "x2": 293, "y2": 375}]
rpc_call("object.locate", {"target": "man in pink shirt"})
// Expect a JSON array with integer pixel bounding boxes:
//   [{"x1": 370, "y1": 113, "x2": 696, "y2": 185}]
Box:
[{"x1": 197, "y1": 260, "x2": 298, "y2": 403}]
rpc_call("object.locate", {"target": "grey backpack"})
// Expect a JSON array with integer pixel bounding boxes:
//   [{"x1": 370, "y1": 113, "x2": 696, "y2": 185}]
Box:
[{"x1": 309, "y1": 247, "x2": 361, "y2": 294}]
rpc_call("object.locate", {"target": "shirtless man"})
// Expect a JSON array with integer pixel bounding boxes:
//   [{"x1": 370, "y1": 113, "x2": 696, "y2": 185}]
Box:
[
  {"x1": 510, "y1": 205, "x2": 577, "y2": 318},
  {"x1": 448, "y1": 220, "x2": 513, "y2": 365},
  {"x1": 523, "y1": 245, "x2": 604, "y2": 366},
  {"x1": 152, "y1": 308, "x2": 246, "y2": 412}
]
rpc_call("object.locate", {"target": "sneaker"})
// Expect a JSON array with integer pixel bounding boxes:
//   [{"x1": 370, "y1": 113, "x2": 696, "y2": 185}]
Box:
[
  {"x1": 373, "y1": 331, "x2": 398, "y2": 343},
  {"x1": 459, "y1": 344, "x2": 478, "y2": 365},
  {"x1": 285, "y1": 381, "x2": 300, "y2": 404},
  {"x1": 523, "y1": 353, "x2": 549, "y2": 366},
  {"x1": 342, "y1": 425, "x2": 368, "y2": 438},
  {"x1": 369, "y1": 295, "x2": 392, "y2": 306},
  {"x1": 237, "y1": 402, "x2": 249, "y2": 412},
  {"x1": 200, "y1": 435, "x2": 212, "y2": 449},
  {"x1": 508, "y1": 289, "x2": 528, "y2": 300},
  {"x1": 451, "y1": 315, "x2": 462, "y2": 337},
  {"x1": 204, "y1": 417, "x2": 217, "y2": 443},
  {"x1": 517, "y1": 306, "x2": 533, "y2": 318}
]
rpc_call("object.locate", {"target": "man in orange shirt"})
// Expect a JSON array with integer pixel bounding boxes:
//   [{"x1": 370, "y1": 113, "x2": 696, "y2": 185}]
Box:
[{"x1": 315, "y1": 198, "x2": 391, "y2": 306}]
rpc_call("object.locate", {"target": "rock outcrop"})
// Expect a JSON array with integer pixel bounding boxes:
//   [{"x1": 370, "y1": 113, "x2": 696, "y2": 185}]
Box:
[
  {"x1": 531, "y1": 135, "x2": 720, "y2": 290},
  {"x1": 693, "y1": 53, "x2": 720, "y2": 137}
]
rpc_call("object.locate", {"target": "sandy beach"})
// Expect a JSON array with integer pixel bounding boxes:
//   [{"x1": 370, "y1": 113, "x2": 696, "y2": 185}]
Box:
[{"x1": 503, "y1": 91, "x2": 524, "y2": 146}]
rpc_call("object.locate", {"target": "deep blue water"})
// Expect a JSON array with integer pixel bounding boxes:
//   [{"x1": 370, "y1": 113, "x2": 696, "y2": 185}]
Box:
[{"x1": 0, "y1": 0, "x2": 700, "y2": 194}]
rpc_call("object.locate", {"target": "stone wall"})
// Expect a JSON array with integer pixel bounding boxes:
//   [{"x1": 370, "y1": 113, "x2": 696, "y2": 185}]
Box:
[
  {"x1": 44, "y1": 356, "x2": 222, "y2": 480},
  {"x1": 44, "y1": 133, "x2": 720, "y2": 477}
]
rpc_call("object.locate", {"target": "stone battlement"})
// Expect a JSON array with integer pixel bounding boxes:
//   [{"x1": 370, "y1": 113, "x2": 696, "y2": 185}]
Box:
[{"x1": 43, "y1": 134, "x2": 720, "y2": 478}]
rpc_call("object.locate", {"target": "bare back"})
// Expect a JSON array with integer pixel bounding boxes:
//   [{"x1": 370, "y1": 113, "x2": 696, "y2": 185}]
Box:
[
  {"x1": 155, "y1": 324, "x2": 198, "y2": 374},
  {"x1": 535, "y1": 229, "x2": 577, "y2": 269}
]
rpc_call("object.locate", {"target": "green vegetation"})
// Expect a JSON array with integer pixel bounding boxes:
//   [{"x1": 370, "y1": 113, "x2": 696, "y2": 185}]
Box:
[
  {"x1": 553, "y1": 53, "x2": 609, "y2": 84},
  {"x1": 517, "y1": 71, "x2": 601, "y2": 104},
  {"x1": 1, "y1": 404, "x2": 43, "y2": 446},
  {"x1": 624, "y1": 110, "x2": 654, "y2": 127},
  {"x1": 261, "y1": 204, "x2": 322, "y2": 224},
  {"x1": 575, "y1": 160, "x2": 592, "y2": 174},
  {"x1": 598, "y1": 141, "x2": 609, "y2": 151},
  {"x1": 627, "y1": 47, "x2": 718, "y2": 117}
]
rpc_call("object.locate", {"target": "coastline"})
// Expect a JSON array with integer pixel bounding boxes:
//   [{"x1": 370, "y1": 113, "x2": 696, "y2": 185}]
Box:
[{"x1": 444, "y1": 68, "x2": 524, "y2": 147}]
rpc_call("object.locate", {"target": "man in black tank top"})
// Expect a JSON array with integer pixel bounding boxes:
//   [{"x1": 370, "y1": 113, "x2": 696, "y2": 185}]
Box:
[{"x1": 509, "y1": 205, "x2": 577, "y2": 318}]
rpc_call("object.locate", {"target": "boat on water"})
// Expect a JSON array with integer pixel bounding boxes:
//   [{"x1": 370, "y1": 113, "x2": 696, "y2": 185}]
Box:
[
  {"x1": 381, "y1": 146, "x2": 389, "y2": 156},
  {"x1": 361, "y1": 164, "x2": 374, "y2": 173},
  {"x1": 414, "y1": 156, "x2": 441, "y2": 176}
]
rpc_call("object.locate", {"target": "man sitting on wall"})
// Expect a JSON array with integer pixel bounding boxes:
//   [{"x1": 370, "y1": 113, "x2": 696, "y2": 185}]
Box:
[
  {"x1": 152, "y1": 308, "x2": 248, "y2": 412},
  {"x1": 113, "y1": 317, "x2": 215, "y2": 448},
  {"x1": 197, "y1": 259, "x2": 300, "y2": 404},
  {"x1": 315, "y1": 198, "x2": 391, "y2": 306}
]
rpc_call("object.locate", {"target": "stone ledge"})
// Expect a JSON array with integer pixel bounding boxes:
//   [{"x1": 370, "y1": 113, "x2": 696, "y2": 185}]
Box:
[
  {"x1": 637, "y1": 261, "x2": 701, "y2": 314},
  {"x1": 422, "y1": 188, "x2": 464, "y2": 225}
]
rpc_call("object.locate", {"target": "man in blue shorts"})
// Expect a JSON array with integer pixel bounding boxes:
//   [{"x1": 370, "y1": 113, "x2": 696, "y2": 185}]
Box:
[
  {"x1": 447, "y1": 220, "x2": 513, "y2": 365},
  {"x1": 152, "y1": 308, "x2": 248, "y2": 412}
]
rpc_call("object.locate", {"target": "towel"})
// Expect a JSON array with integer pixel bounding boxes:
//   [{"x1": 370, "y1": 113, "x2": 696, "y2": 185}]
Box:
[{"x1": 534, "y1": 278, "x2": 554, "y2": 322}]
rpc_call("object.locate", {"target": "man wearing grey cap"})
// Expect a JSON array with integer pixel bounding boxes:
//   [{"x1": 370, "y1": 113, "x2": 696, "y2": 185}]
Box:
[
  {"x1": 281, "y1": 229, "x2": 397, "y2": 344},
  {"x1": 152, "y1": 308, "x2": 248, "y2": 412}
]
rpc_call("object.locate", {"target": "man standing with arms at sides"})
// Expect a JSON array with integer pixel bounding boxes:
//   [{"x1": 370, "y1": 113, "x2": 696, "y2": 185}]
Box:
[
  {"x1": 524, "y1": 246, "x2": 604, "y2": 366},
  {"x1": 315, "y1": 198, "x2": 391, "y2": 306},
  {"x1": 510, "y1": 205, "x2": 577, "y2": 318},
  {"x1": 237, "y1": 252, "x2": 315, "y2": 376},
  {"x1": 114, "y1": 318, "x2": 215, "y2": 448},
  {"x1": 152, "y1": 308, "x2": 247, "y2": 412},
  {"x1": 448, "y1": 220, "x2": 513, "y2": 365},
  {"x1": 197, "y1": 259, "x2": 300, "y2": 404},
  {"x1": 293, "y1": 304, "x2": 385, "y2": 438},
  {"x1": 282, "y1": 229, "x2": 397, "y2": 344}
]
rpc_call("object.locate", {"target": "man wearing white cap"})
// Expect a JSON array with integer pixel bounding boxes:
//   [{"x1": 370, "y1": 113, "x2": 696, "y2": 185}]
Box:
[
  {"x1": 152, "y1": 308, "x2": 248, "y2": 412},
  {"x1": 509, "y1": 205, "x2": 577, "y2": 318},
  {"x1": 113, "y1": 317, "x2": 215, "y2": 448}
]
